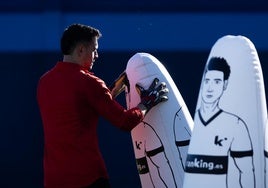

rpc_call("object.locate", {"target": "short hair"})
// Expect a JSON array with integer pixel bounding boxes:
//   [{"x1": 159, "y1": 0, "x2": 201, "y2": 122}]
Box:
[
  {"x1": 60, "y1": 23, "x2": 102, "y2": 55},
  {"x1": 205, "y1": 57, "x2": 231, "y2": 80}
]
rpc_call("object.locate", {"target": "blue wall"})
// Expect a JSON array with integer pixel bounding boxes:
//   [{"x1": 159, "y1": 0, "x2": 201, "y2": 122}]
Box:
[
  {"x1": 1, "y1": 13, "x2": 268, "y2": 52},
  {"x1": 0, "y1": 0, "x2": 267, "y2": 12},
  {"x1": 0, "y1": 1, "x2": 267, "y2": 187}
]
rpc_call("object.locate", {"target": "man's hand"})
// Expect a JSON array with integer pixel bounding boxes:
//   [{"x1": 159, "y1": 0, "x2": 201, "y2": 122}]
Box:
[
  {"x1": 109, "y1": 71, "x2": 129, "y2": 98},
  {"x1": 136, "y1": 78, "x2": 168, "y2": 114}
]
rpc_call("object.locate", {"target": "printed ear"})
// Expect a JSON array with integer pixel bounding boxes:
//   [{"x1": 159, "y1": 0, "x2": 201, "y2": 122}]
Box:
[{"x1": 223, "y1": 80, "x2": 228, "y2": 90}]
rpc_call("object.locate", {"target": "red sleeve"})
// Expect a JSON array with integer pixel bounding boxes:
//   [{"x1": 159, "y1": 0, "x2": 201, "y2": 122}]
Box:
[{"x1": 81, "y1": 72, "x2": 144, "y2": 131}]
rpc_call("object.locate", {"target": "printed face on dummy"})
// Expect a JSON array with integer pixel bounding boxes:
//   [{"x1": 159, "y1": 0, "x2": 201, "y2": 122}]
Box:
[
  {"x1": 81, "y1": 37, "x2": 99, "y2": 70},
  {"x1": 201, "y1": 70, "x2": 225, "y2": 104}
]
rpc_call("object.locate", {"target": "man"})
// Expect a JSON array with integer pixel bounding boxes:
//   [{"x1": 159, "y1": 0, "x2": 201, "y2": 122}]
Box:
[
  {"x1": 184, "y1": 57, "x2": 255, "y2": 188},
  {"x1": 37, "y1": 23, "x2": 168, "y2": 188}
]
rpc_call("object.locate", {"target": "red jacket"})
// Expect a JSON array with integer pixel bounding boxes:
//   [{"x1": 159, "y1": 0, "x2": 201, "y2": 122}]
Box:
[{"x1": 37, "y1": 62, "x2": 143, "y2": 187}]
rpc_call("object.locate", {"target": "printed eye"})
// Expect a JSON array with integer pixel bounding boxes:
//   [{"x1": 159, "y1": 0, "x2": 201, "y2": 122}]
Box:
[{"x1": 215, "y1": 79, "x2": 222, "y2": 84}]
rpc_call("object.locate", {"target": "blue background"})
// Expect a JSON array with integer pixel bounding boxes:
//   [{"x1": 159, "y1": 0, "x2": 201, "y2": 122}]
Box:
[{"x1": 0, "y1": 1, "x2": 267, "y2": 187}]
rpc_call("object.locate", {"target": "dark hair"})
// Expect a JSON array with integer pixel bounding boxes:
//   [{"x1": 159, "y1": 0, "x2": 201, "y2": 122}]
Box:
[
  {"x1": 60, "y1": 23, "x2": 102, "y2": 55},
  {"x1": 206, "y1": 57, "x2": 231, "y2": 80}
]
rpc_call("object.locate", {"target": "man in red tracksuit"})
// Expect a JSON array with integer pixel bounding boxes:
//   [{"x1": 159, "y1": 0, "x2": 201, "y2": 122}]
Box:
[{"x1": 37, "y1": 23, "x2": 168, "y2": 188}]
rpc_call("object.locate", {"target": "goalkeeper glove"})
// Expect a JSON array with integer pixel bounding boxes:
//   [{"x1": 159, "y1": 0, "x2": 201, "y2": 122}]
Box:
[{"x1": 136, "y1": 78, "x2": 168, "y2": 113}]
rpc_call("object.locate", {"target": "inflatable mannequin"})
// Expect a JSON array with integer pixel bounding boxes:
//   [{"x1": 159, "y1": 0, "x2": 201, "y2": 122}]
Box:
[
  {"x1": 125, "y1": 53, "x2": 193, "y2": 188},
  {"x1": 183, "y1": 35, "x2": 267, "y2": 188}
]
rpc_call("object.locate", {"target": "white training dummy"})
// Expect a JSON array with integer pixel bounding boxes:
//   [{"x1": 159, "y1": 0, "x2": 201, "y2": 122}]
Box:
[
  {"x1": 123, "y1": 52, "x2": 193, "y2": 188},
  {"x1": 183, "y1": 35, "x2": 267, "y2": 188}
]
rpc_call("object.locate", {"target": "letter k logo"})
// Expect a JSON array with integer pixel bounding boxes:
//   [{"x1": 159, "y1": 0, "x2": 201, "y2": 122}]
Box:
[
  {"x1": 214, "y1": 135, "x2": 227, "y2": 146},
  {"x1": 135, "y1": 141, "x2": 142, "y2": 150}
]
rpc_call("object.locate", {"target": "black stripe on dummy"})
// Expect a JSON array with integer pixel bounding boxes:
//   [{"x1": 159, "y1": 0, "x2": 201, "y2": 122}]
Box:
[
  {"x1": 230, "y1": 150, "x2": 253, "y2": 158},
  {"x1": 264, "y1": 150, "x2": 268, "y2": 158},
  {"x1": 176, "y1": 140, "x2": 190, "y2": 147},
  {"x1": 146, "y1": 146, "x2": 164, "y2": 157}
]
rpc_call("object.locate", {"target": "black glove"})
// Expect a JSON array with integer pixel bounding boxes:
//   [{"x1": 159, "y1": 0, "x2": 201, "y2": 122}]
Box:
[
  {"x1": 109, "y1": 71, "x2": 130, "y2": 98},
  {"x1": 136, "y1": 78, "x2": 168, "y2": 113}
]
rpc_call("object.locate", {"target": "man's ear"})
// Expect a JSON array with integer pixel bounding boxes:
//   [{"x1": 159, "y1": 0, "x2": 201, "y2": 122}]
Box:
[
  {"x1": 79, "y1": 44, "x2": 85, "y2": 52},
  {"x1": 76, "y1": 44, "x2": 84, "y2": 56}
]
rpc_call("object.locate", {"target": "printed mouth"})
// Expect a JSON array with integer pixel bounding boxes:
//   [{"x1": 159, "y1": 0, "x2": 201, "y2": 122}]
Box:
[{"x1": 206, "y1": 94, "x2": 213, "y2": 98}]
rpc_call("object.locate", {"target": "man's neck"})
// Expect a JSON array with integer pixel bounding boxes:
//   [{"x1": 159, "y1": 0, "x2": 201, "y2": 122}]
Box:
[{"x1": 62, "y1": 55, "x2": 79, "y2": 64}]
